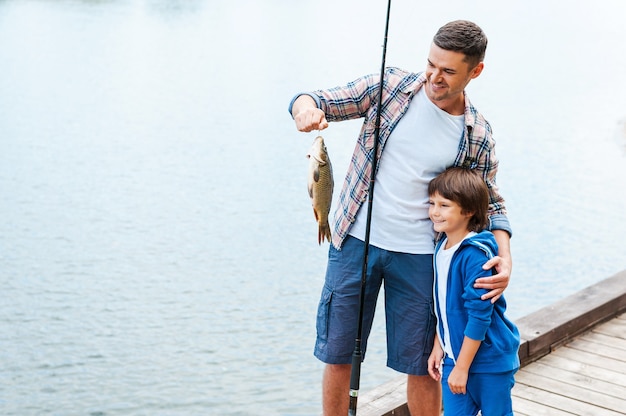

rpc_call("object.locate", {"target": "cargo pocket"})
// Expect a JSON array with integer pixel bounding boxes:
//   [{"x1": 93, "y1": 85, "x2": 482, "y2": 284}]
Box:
[{"x1": 316, "y1": 285, "x2": 333, "y2": 345}]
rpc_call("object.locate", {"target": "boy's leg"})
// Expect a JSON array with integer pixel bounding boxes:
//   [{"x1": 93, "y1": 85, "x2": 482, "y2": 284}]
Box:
[
  {"x1": 469, "y1": 370, "x2": 516, "y2": 416},
  {"x1": 441, "y1": 358, "x2": 479, "y2": 416}
]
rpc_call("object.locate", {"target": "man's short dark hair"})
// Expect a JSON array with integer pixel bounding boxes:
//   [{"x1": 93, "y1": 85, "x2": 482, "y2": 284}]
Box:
[{"x1": 433, "y1": 20, "x2": 488, "y2": 68}]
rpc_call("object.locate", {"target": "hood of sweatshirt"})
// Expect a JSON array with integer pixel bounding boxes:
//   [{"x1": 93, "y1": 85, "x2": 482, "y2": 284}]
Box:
[{"x1": 435, "y1": 230, "x2": 498, "y2": 259}]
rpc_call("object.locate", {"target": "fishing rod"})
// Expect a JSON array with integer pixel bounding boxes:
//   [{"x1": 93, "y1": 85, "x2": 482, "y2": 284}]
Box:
[{"x1": 348, "y1": 0, "x2": 392, "y2": 415}]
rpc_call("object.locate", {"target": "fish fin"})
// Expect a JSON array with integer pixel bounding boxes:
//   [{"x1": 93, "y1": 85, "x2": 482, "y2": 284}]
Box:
[
  {"x1": 318, "y1": 222, "x2": 331, "y2": 245},
  {"x1": 313, "y1": 165, "x2": 320, "y2": 182}
]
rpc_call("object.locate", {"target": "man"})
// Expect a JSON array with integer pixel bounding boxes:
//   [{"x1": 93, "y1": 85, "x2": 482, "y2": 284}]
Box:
[{"x1": 288, "y1": 20, "x2": 512, "y2": 416}]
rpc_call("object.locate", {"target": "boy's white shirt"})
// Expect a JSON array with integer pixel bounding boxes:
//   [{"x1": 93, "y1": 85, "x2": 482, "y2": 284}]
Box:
[{"x1": 435, "y1": 231, "x2": 477, "y2": 361}]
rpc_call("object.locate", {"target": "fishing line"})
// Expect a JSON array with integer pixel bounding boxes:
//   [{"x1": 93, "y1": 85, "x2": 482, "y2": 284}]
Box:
[{"x1": 348, "y1": 0, "x2": 392, "y2": 414}]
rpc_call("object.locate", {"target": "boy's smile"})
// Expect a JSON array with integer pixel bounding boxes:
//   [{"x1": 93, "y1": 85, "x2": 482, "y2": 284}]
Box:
[{"x1": 428, "y1": 192, "x2": 474, "y2": 248}]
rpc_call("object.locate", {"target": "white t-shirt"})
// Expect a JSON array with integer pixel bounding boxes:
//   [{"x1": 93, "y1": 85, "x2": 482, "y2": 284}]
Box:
[
  {"x1": 435, "y1": 232, "x2": 476, "y2": 360},
  {"x1": 349, "y1": 87, "x2": 464, "y2": 253}
]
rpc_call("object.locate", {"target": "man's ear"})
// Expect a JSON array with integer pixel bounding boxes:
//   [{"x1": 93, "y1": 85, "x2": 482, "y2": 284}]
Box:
[{"x1": 470, "y1": 62, "x2": 484, "y2": 79}]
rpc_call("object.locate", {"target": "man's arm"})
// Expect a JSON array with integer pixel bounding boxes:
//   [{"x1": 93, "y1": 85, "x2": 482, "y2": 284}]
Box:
[
  {"x1": 290, "y1": 94, "x2": 328, "y2": 132},
  {"x1": 474, "y1": 229, "x2": 512, "y2": 303}
]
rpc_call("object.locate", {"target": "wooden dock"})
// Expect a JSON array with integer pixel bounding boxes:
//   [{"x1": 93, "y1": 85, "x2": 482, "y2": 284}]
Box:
[
  {"x1": 513, "y1": 312, "x2": 626, "y2": 415},
  {"x1": 357, "y1": 270, "x2": 626, "y2": 416}
]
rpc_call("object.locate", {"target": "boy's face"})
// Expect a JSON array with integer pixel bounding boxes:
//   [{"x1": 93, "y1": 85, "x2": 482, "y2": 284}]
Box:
[{"x1": 428, "y1": 192, "x2": 473, "y2": 242}]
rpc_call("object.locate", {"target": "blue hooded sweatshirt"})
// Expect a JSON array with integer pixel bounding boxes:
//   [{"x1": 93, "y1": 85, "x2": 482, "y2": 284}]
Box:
[{"x1": 434, "y1": 230, "x2": 520, "y2": 373}]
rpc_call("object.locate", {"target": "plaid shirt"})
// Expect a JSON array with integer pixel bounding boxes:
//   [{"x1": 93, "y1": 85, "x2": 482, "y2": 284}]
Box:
[{"x1": 297, "y1": 67, "x2": 509, "y2": 249}]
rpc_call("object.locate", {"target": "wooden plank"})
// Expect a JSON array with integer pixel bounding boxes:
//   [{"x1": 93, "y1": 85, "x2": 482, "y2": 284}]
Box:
[
  {"x1": 511, "y1": 394, "x2": 574, "y2": 416},
  {"x1": 511, "y1": 382, "x2": 622, "y2": 416},
  {"x1": 565, "y1": 338, "x2": 626, "y2": 360},
  {"x1": 521, "y1": 361, "x2": 626, "y2": 399},
  {"x1": 515, "y1": 370, "x2": 626, "y2": 414},
  {"x1": 593, "y1": 318, "x2": 626, "y2": 339},
  {"x1": 536, "y1": 354, "x2": 626, "y2": 387},
  {"x1": 550, "y1": 345, "x2": 626, "y2": 373},
  {"x1": 581, "y1": 330, "x2": 626, "y2": 350},
  {"x1": 357, "y1": 376, "x2": 409, "y2": 416}
]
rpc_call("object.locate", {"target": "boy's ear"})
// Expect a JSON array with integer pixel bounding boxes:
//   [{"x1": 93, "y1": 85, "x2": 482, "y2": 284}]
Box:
[{"x1": 462, "y1": 210, "x2": 475, "y2": 219}]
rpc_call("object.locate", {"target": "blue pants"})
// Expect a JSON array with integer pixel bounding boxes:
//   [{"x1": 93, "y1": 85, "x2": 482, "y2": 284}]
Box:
[{"x1": 441, "y1": 357, "x2": 516, "y2": 416}]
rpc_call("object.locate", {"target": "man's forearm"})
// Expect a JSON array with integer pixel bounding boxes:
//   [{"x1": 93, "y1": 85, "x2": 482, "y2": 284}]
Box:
[{"x1": 492, "y1": 229, "x2": 511, "y2": 263}]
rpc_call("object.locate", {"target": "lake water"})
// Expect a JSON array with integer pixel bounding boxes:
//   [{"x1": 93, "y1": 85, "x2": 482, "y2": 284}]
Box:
[{"x1": 1, "y1": 0, "x2": 626, "y2": 415}]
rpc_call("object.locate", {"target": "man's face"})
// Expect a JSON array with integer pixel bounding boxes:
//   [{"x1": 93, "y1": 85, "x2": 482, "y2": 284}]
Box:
[{"x1": 423, "y1": 43, "x2": 483, "y2": 114}]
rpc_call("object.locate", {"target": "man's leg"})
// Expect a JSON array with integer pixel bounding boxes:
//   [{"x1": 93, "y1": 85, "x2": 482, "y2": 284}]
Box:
[
  {"x1": 383, "y1": 252, "x2": 439, "y2": 415},
  {"x1": 315, "y1": 237, "x2": 383, "y2": 416},
  {"x1": 407, "y1": 372, "x2": 442, "y2": 416},
  {"x1": 322, "y1": 363, "x2": 351, "y2": 416}
]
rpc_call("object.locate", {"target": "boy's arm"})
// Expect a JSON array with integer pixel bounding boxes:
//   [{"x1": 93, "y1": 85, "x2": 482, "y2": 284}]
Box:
[
  {"x1": 448, "y1": 336, "x2": 481, "y2": 394},
  {"x1": 427, "y1": 334, "x2": 444, "y2": 381},
  {"x1": 451, "y1": 247, "x2": 496, "y2": 393}
]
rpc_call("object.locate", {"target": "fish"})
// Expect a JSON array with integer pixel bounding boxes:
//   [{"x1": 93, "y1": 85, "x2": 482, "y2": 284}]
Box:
[{"x1": 307, "y1": 135, "x2": 334, "y2": 244}]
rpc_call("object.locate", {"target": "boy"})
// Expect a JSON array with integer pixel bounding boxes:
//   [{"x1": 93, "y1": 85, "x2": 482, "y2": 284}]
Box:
[{"x1": 427, "y1": 167, "x2": 520, "y2": 416}]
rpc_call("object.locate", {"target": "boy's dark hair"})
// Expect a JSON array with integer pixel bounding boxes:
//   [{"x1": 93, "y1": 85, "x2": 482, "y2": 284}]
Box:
[
  {"x1": 433, "y1": 20, "x2": 487, "y2": 69},
  {"x1": 428, "y1": 167, "x2": 489, "y2": 232}
]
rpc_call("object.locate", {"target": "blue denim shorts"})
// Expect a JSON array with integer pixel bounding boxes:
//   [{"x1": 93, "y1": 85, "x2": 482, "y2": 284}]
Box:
[{"x1": 314, "y1": 236, "x2": 436, "y2": 375}]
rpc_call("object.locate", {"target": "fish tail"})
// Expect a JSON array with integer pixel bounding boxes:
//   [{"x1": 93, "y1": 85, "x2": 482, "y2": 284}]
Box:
[{"x1": 318, "y1": 222, "x2": 331, "y2": 245}]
